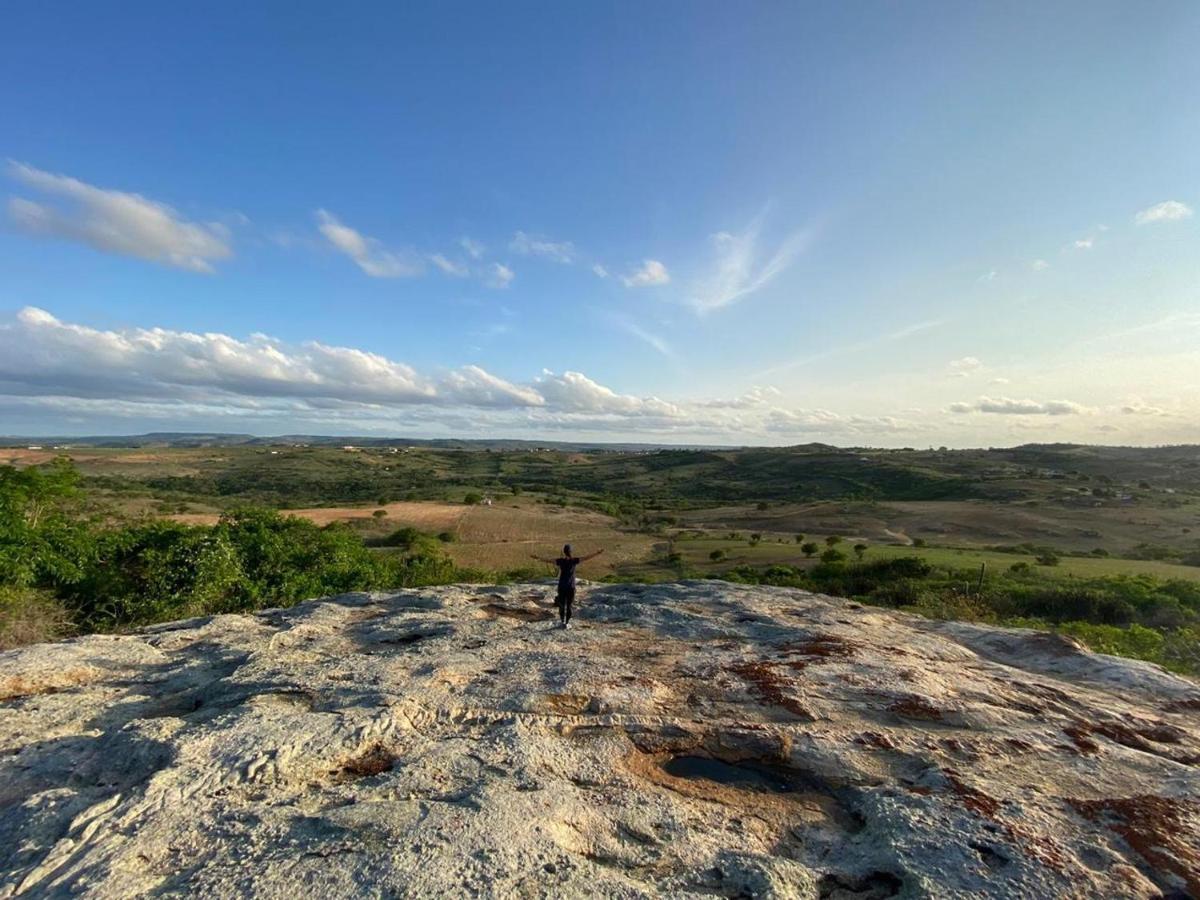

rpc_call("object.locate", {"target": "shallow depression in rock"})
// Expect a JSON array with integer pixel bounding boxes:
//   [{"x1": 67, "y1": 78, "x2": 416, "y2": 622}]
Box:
[{"x1": 660, "y1": 755, "x2": 797, "y2": 793}]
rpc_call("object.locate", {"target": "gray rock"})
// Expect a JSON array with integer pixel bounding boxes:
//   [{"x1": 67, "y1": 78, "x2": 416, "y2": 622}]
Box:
[{"x1": 1, "y1": 582, "x2": 1197, "y2": 898}]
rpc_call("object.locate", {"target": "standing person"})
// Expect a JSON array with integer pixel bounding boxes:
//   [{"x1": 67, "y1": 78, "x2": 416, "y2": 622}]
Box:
[{"x1": 530, "y1": 544, "x2": 604, "y2": 628}]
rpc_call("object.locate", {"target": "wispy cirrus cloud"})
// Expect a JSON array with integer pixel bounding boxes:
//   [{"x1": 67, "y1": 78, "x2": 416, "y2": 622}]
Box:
[
  {"x1": 5, "y1": 161, "x2": 232, "y2": 273},
  {"x1": 430, "y1": 254, "x2": 469, "y2": 277},
  {"x1": 688, "y1": 214, "x2": 813, "y2": 313},
  {"x1": 1134, "y1": 200, "x2": 1192, "y2": 226},
  {"x1": 315, "y1": 209, "x2": 423, "y2": 277}
]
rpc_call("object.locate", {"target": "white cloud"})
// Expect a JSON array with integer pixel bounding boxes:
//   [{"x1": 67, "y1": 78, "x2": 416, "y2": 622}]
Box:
[
  {"x1": 486, "y1": 263, "x2": 514, "y2": 289},
  {"x1": 1134, "y1": 200, "x2": 1193, "y2": 226},
  {"x1": 688, "y1": 216, "x2": 811, "y2": 312},
  {"x1": 1073, "y1": 238, "x2": 1094, "y2": 250},
  {"x1": 949, "y1": 396, "x2": 1089, "y2": 416},
  {"x1": 1031, "y1": 259, "x2": 1050, "y2": 271},
  {"x1": 700, "y1": 386, "x2": 781, "y2": 409},
  {"x1": 460, "y1": 237, "x2": 485, "y2": 259},
  {"x1": 430, "y1": 254, "x2": 469, "y2": 277},
  {"x1": 592, "y1": 264, "x2": 609, "y2": 279},
  {"x1": 989, "y1": 377, "x2": 1011, "y2": 385},
  {"x1": 6, "y1": 161, "x2": 232, "y2": 273},
  {"x1": 533, "y1": 370, "x2": 684, "y2": 418},
  {"x1": 948, "y1": 356, "x2": 982, "y2": 377},
  {"x1": 1120, "y1": 400, "x2": 1171, "y2": 417},
  {"x1": 315, "y1": 210, "x2": 422, "y2": 277},
  {"x1": 978, "y1": 270, "x2": 997, "y2": 282},
  {"x1": 622, "y1": 259, "x2": 670, "y2": 288},
  {"x1": 509, "y1": 231, "x2": 575, "y2": 263}
]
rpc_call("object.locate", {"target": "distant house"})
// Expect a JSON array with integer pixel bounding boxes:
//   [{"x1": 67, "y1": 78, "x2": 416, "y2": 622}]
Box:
[{"x1": 26, "y1": 445, "x2": 42, "y2": 450}]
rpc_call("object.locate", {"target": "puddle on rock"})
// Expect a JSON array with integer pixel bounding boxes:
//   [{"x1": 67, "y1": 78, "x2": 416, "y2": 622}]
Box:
[{"x1": 661, "y1": 756, "x2": 797, "y2": 793}]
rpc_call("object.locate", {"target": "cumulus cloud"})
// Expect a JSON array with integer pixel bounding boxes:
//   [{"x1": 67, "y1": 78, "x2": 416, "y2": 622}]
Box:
[
  {"x1": 688, "y1": 216, "x2": 811, "y2": 312},
  {"x1": 699, "y1": 386, "x2": 782, "y2": 409},
  {"x1": 592, "y1": 264, "x2": 609, "y2": 279},
  {"x1": 949, "y1": 396, "x2": 1089, "y2": 416},
  {"x1": 459, "y1": 237, "x2": 485, "y2": 259},
  {"x1": 315, "y1": 210, "x2": 422, "y2": 277},
  {"x1": 1134, "y1": 200, "x2": 1193, "y2": 226},
  {"x1": 533, "y1": 370, "x2": 684, "y2": 418},
  {"x1": 0, "y1": 308, "x2": 715, "y2": 424},
  {"x1": 622, "y1": 259, "x2": 670, "y2": 287},
  {"x1": 486, "y1": 263, "x2": 514, "y2": 289},
  {"x1": 6, "y1": 161, "x2": 232, "y2": 273},
  {"x1": 948, "y1": 356, "x2": 982, "y2": 377},
  {"x1": 1120, "y1": 400, "x2": 1171, "y2": 417},
  {"x1": 509, "y1": 231, "x2": 575, "y2": 263}
]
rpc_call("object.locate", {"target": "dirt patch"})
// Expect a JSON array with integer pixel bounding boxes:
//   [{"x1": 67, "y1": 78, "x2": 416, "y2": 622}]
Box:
[
  {"x1": 333, "y1": 743, "x2": 397, "y2": 781},
  {"x1": 1069, "y1": 795, "x2": 1200, "y2": 897},
  {"x1": 480, "y1": 603, "x2": 554, "y2": 623},
  {"x1": 0, "y1": 666, "x2": 103, "y2": 701},
  {"x1": 887, "y1": 695, "x2": 945, "y2": 722},
  {"x1": 1064, "y1": 717, "x2": 1197, "y2": 764},
  {"x1": 728, "y1": 661, "x2": 814, "y2": 720},
  {"x1": 782, "y1": 635, "x2": 859, "y2": 670}
]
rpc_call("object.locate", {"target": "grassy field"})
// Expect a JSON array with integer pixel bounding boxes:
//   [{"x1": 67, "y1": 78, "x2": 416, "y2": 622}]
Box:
[
  {"x1": 4, "y1": 440, "x2": 1198, "y2": 581},
  {"x1": 620, "y1": 533, "x2": 1200, "y2": 583}
]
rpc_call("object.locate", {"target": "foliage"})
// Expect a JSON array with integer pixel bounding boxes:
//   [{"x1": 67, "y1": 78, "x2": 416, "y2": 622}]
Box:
[{"x1": 0, "y1": 460, "x2": 473, "y2": 639}]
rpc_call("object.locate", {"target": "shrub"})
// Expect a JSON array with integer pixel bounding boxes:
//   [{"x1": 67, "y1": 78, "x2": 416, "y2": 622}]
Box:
[
  {"x1": 911, "y1": 538, "x2": 927, "y2": 548},
  {"x1": 749, "y1": 533, "x2": 761, "y2": 546},
  {"x1": 0, "y1": 586, "x2": 72, "y2": 649},
  {"x1": 437, "y1": 531, "x2": 457, "y2": 543},
  {"x1": 800, "y1": 542, "x2": 819, "y2": 558},
  {"x1": 820, "y1": 547, "x2": 846, "y2": 564},
  {"x1": 853, "y1": 543, "x2": 868, "y2": 560},
  {"x1": 1035, "y1": 552, "x2": 1060, "y2": 567},
  {"x1": 372, "y1": 509, "x2": 387, "y2": 519},
  {"x1": 709, "y1": 549, "x2": 726, "y2": 562},
  {"x1": 463, "y1": 492, "x2": 483, "y2": 506},
  {"x1": 825, "y1": 535, "x2": 842, "y2": 547},
  {"x1": 794, "y1": 534, "x2": 805, "y2": 544},
  {"x1": 756, "y1": 501, "x2": 769, "y2": 511}
]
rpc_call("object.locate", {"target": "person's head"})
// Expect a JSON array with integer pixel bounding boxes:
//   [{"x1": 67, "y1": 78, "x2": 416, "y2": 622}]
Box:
[{"x1": 563, "y1": 543, "x2": 572, "y2": 557}]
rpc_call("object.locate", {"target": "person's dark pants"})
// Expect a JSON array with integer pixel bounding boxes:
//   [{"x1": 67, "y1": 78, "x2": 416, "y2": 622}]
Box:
[{"x1": 556, "y1": 587, "x2": 575, "y2": 624}]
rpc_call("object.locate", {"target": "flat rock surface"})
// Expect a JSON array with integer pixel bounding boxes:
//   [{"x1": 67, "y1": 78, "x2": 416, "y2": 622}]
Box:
[{"x1": 1, "y1": 582, "x2": 1198, "y2": 898}]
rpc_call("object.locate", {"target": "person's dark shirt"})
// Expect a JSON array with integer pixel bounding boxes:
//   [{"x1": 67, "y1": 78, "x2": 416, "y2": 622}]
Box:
[{"x1": 555, "y1": 556, "x2": 581, "y2": 589}]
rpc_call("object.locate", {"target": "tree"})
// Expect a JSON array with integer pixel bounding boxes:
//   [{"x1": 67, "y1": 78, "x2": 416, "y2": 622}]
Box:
[
  {"x1": 794, "y1": 534, "x2": 805, "y2": 544},
  {"x1": 820, "y1": 547, "x2": 846, "y2": 564},
  {"x1": 709, "y1": 549, "x2": 726, "y2": 562},
  {"x1": 463, "y1": 492, "x2": 483, "y2": 505},
  {"x1": 853, "y1": 543, "x2": 868, "y2": 560},
  {"x1": 372, "y1": 509, "x2": 387, "y2": 519},
  {"x1": 801, "y1": 541, "x2": 819, "y2": 558},
  {"x1": 756, "y1": 501, "x2": 769, "y2": 511},
  {"x1": 825, "y1": 535, "x2": 842, "y2": 547},
  {"x1": 749, "y1": 533, "x2": 761, "y2": 546}
]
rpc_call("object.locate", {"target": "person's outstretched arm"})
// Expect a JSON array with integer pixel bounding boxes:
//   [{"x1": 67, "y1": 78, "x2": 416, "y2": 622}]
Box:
[
  {"x1": 529, "y1": 553, "x2": 557, "y2": 564},
  {"x1": 581, "y1": 549, "x2": 605, "y2": 562}
]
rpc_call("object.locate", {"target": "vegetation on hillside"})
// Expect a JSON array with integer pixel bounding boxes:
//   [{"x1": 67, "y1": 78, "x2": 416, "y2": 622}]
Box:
[{"x1": 0, "y1": 460, "x2": 470, "y2": 646}]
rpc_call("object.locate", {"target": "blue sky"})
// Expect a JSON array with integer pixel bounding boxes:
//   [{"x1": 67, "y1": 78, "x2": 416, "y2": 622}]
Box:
[{"x1": 2, "y1": 1, "x2": 1198, "y2": 444}]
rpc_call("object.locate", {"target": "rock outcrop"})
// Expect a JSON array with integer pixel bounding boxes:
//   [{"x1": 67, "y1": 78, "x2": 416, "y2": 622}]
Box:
[{"x1": 1, "y1": 582, "x2": 1198, "y2": 898}]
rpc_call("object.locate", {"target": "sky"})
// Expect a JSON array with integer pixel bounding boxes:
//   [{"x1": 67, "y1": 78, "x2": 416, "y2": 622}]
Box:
[{"x1": 1, "y1": 1, "x2": 1198, "y2": 446}]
